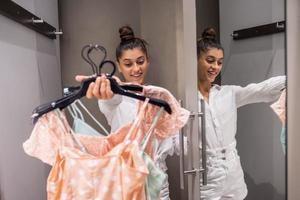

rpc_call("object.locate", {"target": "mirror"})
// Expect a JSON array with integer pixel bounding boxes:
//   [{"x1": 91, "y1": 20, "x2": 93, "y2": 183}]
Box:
[{"x1": 196, "y1": 0, "x2": 286, "y2": 199}]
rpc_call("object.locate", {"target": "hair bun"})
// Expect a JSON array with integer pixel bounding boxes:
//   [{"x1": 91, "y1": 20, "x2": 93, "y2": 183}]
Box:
[
  {"x1": 119, "y1": 26, "x2": 135, "y2": 42},
  {"x1": 202, "y1": 27, "x2": 217, "y2": 41}
]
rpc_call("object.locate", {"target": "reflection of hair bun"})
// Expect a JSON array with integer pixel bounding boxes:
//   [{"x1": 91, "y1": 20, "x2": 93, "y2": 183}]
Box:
[
  {"x1": 202, "y1": 27, "x2": 217, "y2": 41},
  {"x1": 119, "y1": 26, "x2": 135, "y2": 42}
]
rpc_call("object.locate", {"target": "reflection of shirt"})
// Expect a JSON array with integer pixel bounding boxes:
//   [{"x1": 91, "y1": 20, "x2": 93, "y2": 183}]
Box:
[{"x1": 198, "y1": 76, "x2": 286, "y2": 149}]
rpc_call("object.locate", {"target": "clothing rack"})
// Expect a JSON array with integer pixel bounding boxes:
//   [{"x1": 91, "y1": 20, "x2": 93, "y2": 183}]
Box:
[
  {"x1": 231, "y1": 20, "x2": 285, "y2": 40},
  {"x1": 0, "y1": 0, "x2": 62, "y2": 39}
]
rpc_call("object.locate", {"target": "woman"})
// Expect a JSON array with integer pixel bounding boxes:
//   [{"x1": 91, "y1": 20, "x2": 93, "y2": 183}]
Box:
[
  {"x1": 76, "y1": 25, "x2": 178, "y2": 200},
  {"x1": 197, "y1": 28, "x2": 285, "y2": 199}
]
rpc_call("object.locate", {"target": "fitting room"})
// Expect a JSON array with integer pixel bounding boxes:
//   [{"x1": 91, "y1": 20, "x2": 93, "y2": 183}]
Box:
[{"x1": 0, "y1": 0, "x2": 299, "y2": 200}]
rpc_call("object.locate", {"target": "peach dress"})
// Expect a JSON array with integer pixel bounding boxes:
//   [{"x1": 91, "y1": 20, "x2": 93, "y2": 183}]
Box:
[{"x1": 24, "y1": 86, "x2": 190, "y2": 200}]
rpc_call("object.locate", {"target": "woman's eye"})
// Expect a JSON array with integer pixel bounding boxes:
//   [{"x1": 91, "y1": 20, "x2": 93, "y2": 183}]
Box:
[
  {"x1": 206, "y1": 59, "x2": 214, "y2": 63},
  {"x1": 137, "y1": 60, "x2": 145, "y2": 65},
  {"x1": 124, "y1": 63, "x2": 133, "y2": 67}
]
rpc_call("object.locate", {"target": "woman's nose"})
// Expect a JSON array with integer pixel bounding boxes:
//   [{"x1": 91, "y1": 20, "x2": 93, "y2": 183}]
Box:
[
  {"x1": 211, "y1": 61, "x2": 219, "y2": 69},
  {"x1": 132, "y1": 63, "x2": 141, "y2": 72}
]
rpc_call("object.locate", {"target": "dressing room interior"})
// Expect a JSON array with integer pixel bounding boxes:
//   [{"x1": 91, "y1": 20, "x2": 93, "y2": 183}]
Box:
[{"x1": 0, "y1": 0, "x2": 299, "y2": 199}]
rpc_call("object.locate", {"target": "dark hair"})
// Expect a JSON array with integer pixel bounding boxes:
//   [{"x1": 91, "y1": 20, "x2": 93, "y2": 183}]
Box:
[
  {"x1": 197, "y1": 27, "x2": 223, "y2": 58},
  {"x1": 116, "y1": 25, "x2": 148, "y2": 62}
]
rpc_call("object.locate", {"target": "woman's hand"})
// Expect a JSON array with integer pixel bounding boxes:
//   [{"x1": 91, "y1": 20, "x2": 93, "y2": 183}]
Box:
[{"x1": 75, "y1": 74, "x2": 121, "y2": 100}]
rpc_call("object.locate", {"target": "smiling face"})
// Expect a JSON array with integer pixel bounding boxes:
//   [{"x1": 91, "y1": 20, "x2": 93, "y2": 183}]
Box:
[
  {"x1": 198, "y1": 48, "x2": 224, "y2": 84},
  {"x1": 117, "y1": 48, "x2": 149, "y2": 84}
]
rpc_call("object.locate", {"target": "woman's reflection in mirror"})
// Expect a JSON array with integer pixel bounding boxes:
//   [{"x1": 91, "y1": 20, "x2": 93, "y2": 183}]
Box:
[{"x1": 197, "y1": 27, "x2": 286, "y2": 200}]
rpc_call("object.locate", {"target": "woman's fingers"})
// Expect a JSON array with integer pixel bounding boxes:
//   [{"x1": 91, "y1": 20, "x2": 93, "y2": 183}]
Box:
[
  {"x1": 92, "y1": 77, "x2": 102, "y2": 99},
  {"x1": 100, "y1": 76, "x2": 108, "y2": 99},
  {"x1": 75, "y1": 74, "x2": 115, "y2": 100},
  {"x1": 86, "y1": 82, "x2": 95, "y2": 99},
  {"x1": 75, "y1": 75, "x2": 89, "y2": 82},
  {"x1": 105, "y1": 79, "x2": 114, "y2": 99}
]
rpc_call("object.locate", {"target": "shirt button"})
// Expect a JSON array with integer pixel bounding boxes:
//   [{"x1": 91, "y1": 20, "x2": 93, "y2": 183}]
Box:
[{"x1": 221, "y1": 149, "x2": 226, "y2": 153}]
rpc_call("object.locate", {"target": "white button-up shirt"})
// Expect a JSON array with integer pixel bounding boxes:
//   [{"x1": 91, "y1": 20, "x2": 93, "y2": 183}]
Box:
[{"x1": 199, "y1": 76, "x2": 286, "y2": 150}]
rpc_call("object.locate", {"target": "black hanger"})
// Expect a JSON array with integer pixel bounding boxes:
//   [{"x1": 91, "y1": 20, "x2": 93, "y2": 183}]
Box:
[
  {"x1": 81, "y1": 44, "x2": 96, "y2": 74},
  {"x1": 87, "y1": 44, "x2": 107, "y2": 75},
  {"x1": 32, "y1": 44, "x2": 172, "y2": 123},
  {"x1": 107, "y1": 76, "x2": 172, "y2": 114},
  {"x1": 32, "y1": 75, "x2": 99, "y2": 123},
  {"x1": 81, "y1": 44, "x2": 107, "y2": 74},
  {"x1": 32, "y1": 74, "x2": 171, "y2": 123}
]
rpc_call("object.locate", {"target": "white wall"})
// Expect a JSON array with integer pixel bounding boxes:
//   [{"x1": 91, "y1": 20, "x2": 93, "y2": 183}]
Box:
[
  {"x1": 219, "y1": 0, "x2": 285, "y2": 199},
  {"x1": 0, "y1": 0, "x2": 61, "y2": 199}
]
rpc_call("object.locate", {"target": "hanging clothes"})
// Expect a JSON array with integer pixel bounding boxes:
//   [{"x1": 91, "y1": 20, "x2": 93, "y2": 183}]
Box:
[
  {"x1": 98, "y1": 85, "x2": 189, "y2": 199},
  {"x1": 68, "y1": 100, "x2": 108, "y2": 136},
  {"x1": 199, "y1": 76, "x2": 286, "y2": 200},
  {"x1": 24, "y1": 86, "x2": 190, "y2": 200},
  {"x1": 141, "y1": 107, "x2": 168, "y2": 200},
  {"x1": 270, "y1": 89, "x2": 286, "y2": 154},
  {"x1": 25, "y1": 100, "x2": 150, "y2": 200},
  {"x1": 143, "y1": 151, "x2": 167, "y2": 200}
]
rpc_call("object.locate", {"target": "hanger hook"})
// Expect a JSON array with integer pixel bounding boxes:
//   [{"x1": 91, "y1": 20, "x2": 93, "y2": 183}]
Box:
[
  {"x1": 87, "y1": 46, "x2": 100, "y2": 74},
  {"x1": 81, "y1": 44, "x2": 96, "y2": 74},
  {"x1": 86, "y1": 44, "x2": 108, "y2": 75},
  {"x1": 99, "y1": 60, "x2": 116, "y2": 77}
]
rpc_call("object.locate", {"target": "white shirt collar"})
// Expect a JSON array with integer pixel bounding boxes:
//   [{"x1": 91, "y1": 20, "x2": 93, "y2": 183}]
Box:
[{"x1": 198, "y1": 84, "x2": 221, "y2": 100}]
